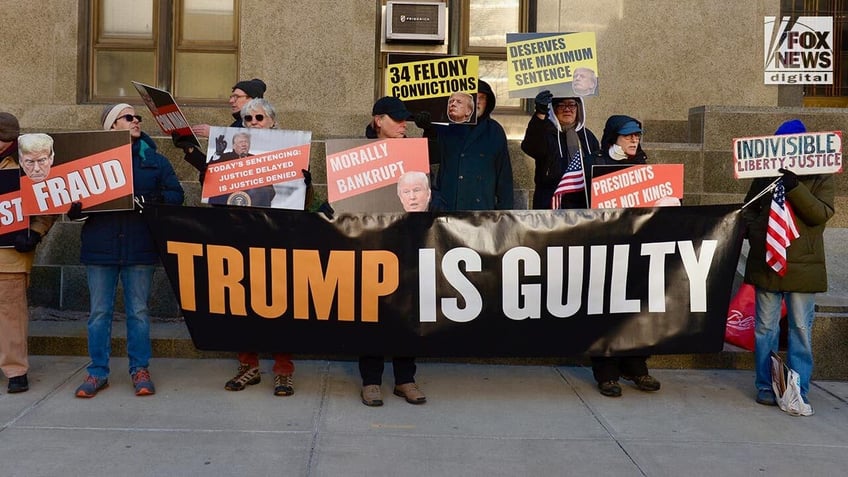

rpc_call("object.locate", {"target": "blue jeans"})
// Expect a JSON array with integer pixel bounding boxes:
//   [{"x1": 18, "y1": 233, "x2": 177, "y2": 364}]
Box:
[
  {"x1": 86, "y1": 265, "x2": 155, "y2": 378},
  {"x1": 754, "y1": 289, "x2": 816, "y2": 399}
]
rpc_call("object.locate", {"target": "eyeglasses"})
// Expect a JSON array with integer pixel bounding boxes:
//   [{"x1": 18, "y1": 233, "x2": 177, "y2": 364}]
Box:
[
  {"x1": 116, "y1": 114, "x2": 142, "y2": 123},
  {"x1": 243, "y1": 114, "x2": 265, "y2": 122},
  {"x1": 554, "y1": 103, "x2": 579, "y2": 111},
  {"x1": 229, "y1": 94, "x2": 248, "y2": 100}
]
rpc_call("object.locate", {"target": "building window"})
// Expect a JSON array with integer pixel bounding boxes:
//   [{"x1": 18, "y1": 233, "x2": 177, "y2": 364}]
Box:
[
  {"x1": 89, "y1": 0, "x2": 239, "y2": 102},
  {"x1": 459, "y1": 0, "x2": 530, "y2": 109}
]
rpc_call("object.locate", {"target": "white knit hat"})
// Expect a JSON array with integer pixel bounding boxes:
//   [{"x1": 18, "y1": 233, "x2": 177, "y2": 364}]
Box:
[{"x1": 101, "y1": 103, "x2": 133, "y2": 130}]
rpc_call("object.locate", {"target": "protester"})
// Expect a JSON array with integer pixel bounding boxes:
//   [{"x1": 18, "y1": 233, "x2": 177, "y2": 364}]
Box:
[
  {"x1": 360, "y1": 96, "x2": 426, "y2": 407},
  {"x1": 428, "y1": 80, "x2": 514, "y2": 210},
  {"x1": 223, "y1": 98, "x2": 305, "y2": 397},
  {"x1": 71, "y1": 104, "x2": 184, "y2": 398},
  {"x1": 520, "y1": 91, "x2": 599, "y2": 209},
  {"x1": 18, "y1": 133, "x2": 55, "y2": 182},
  {"x1": 588, "y1": 115, "x2": 659, "y2": 398},
  {"x1": 743, "y1": 119, "x2": 834, "y2": 417},
  {"x1": 0, "y1": 113, "x2": 57, "y2": 394},
  {"x1": 173, "y1": 78, "x2": 267, "y2": 175}
]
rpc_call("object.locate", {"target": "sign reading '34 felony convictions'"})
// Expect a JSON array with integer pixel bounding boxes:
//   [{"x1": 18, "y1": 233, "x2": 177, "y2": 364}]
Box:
[{"x1": 764, "y1": 16, "x2": 833, "y2": 85}]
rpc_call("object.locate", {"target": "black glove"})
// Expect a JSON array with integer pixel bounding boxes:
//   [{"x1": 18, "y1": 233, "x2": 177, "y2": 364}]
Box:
[
  {"x1": 778, "y1": 168, "x2": 799, "y2": 191},
  {"x1": 67, "y1": 201, "x2": 84, "y2": 220},
  {"x1": 414, "y1": 111, "x2": 432, "y2": 131},
  {"x1": 534, "y1": 90, "x2": 553, "y2": 115},
  {"x1": 317, "y1": 201, "x2": 335, "y2": 220},
  {"x1": 135, "y1": 193, "x2": 164, "y2": 209},
  {"x1": 14, "y1": 230, "x2": 42, "y2": 253},
  {"x1": 302, "y1": 169, "x2": 312, "y2": 187},
  {"x1": 214, "y1": 134, "x2": 227, "y2": 156},
  {"x1": 171, "y1": 132, "x2": 195, "y2": 152}
]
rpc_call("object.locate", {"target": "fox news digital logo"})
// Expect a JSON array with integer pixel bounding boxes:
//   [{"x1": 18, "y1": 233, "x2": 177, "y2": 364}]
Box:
[{"x1": 764, "y1": 16, "x2": 833, "y2": 85}]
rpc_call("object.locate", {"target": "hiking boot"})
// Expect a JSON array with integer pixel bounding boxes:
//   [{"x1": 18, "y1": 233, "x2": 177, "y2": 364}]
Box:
[
  {"x1": 131, "y1": 368, "x2": 155, "y2": 396},
  {"x1": 361, "y1": 384, "x2": 383, "y2": 407},
  {"x1": 8, "y1": 374, "x2": 29, "y2": 393},
  {"x1": 623, "y1": 374, "x2": 661, "y2": 392},
  {"x1": 756, "y1": 389, "x2": 777, "y2": 406},
  {"x1": 75, "y1": 375, "x2": 109, "y2": 398},
  {"x1": 393, "y1": 382, "x2": 426, "y2": 404},
  {"x1": 225, "y1": 364, "x2": 261, "y2": 391},
  {"x1": 273, "y1": 374, "x2": 294, "y2": 396},
  {"x1": 598, "y1": 380, "x2": 622, "y2": 397}
]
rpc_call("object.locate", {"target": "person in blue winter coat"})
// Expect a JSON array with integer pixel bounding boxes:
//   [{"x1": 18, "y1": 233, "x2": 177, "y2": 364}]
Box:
[{"x1": 71, "y1": 103, "x2": 184, "y2": 399}]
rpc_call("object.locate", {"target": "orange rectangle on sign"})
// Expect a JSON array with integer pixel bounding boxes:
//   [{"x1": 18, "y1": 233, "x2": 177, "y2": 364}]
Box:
[
  {"x1": 19, "y1": 144, "x2": 134, "y2": 215},
  {"x1": 201, "y1": 144, "x2": 311, "y2": 200},
  {"x1": 591, "y1": 164, "x2": 684, "y2": 208},
  {"x1": 326, "y1": 138, "x2": 429, "y2": 202},
  {"x1": 0, "y1": 190, "x2": 29, "y2": 236}
]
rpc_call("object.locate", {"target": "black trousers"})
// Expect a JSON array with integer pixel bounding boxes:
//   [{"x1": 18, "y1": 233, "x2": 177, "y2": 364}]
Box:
[
  {"x1": 359, "y1": 356, "x2": 416, "y2": 386},
  {"x1": 591, "y1": 356, "x2": 649, "y2": 383}
]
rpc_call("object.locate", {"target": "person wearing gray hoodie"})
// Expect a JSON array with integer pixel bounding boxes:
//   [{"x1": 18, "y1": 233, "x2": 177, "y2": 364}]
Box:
[{"x1": 521, "y1": 91, "x2": 599, "y2": 209}]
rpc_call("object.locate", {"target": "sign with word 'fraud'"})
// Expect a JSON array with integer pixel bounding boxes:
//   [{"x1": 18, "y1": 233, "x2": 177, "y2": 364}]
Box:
[
  {"x1": 19, "y1": 131, "x2": 134, "y2": 216},
  {"x1": 733, "y1": 131, "x2": 843, "y2": 179},
  {"x1": 764, "y1": 16, "x2": 833, "y2": 85},
  {"x1": 507, "y1": 32, "x2": 598, "y2": 98}
]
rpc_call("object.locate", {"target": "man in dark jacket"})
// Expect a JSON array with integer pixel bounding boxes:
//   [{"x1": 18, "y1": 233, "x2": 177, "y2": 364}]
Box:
[
  {"x1": 743, "y1": 119, "x2": 834, "y2": 416},
  {"x1": 174, "y1": 78, "x2": 267, "y2": 175},
  {"x1": 72, "y1": 103, "x2": 184, "y2": 399},
  {"x1": 431, "y1": 80, "x2": 514, "y2": 211},
  {"x1": 521, "y1": 91, "x2": 599, "y2": 209}
]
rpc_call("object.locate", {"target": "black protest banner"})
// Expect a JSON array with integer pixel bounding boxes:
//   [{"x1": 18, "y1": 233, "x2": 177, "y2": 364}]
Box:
[{"x1": 143, "y1": 204, "x2": 744, "y2": 357}]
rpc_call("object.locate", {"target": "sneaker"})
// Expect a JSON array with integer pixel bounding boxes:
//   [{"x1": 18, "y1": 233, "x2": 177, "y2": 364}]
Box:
[
  {"x1": 793, "y1": 402, "x2": 815, "y2": 417},
  {"x1": 623, "y1": 374, "x2": 661, "y2": 392},
  {"x1": 75, "y1": 375, "x2": 109, "y2": 398},
  {"x1": 756, "y1": 389, "x2": 778, "y2": 406},
  {"x1": 7, "y1": 374, "x2": 29, "y2": 393},
  {"x1": 393, "y1": 382, "x2": 426, "y2": 404},
  {"x1": 361, "y1": 384, "x2": 383, "y2": 407},
  {"x1": 131, "y1": 368, "x2": 156, "y2": 396},
  {"x1": 273, "y1": 374, "x2": 294, "y2": 396},
  {"x1": 224, "y1": 364, "x2": 260, "y2": 391},
  {"x1": 598, "y1": 380, "x2": 622, "y2": 397}
]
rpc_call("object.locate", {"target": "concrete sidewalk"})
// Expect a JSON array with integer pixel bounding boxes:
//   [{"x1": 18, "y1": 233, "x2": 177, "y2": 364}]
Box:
[{"x1": 1, "y1": 357, "x2": 847, "y2": 477}]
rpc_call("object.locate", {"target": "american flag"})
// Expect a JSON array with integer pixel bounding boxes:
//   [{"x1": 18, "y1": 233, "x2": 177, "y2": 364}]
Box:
[
  {"x1": 551, "y1": 150, "x2": 585, "y2": 209},
  {"x1": 765, "y1": 178, "x2": 800, "y2": 276}
]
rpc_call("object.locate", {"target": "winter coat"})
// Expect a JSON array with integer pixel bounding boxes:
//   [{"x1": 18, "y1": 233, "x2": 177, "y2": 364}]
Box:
[
  {"x1": 432, "y1": 81, "x2": 514, "y2": 211},
  {"x1": 521, "y1": 97, "x2": 599, "y2": 209},
  {"x1": 743, "y1": 174, "x2": 834, "y2": 293},
  {"x1": 80, "y1": 132, "x2": 184, "y2": 265},
  {"x1": 0, "y1": 142, "x2": 57, "y2": 273}
]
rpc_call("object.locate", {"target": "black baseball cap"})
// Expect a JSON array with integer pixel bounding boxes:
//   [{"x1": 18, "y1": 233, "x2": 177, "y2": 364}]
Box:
[{"x1": 372, "y1": 97, "x2": 413, "y2": 121}]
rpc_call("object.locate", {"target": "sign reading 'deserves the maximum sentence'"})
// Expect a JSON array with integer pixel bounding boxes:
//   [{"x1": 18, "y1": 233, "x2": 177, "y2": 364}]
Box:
[
  {"x1": 733, "y1": 131, "x2": 842, "y2": 179},
  {"x1": 506, "y1": 32, "x2": 598, "y2": 98}
]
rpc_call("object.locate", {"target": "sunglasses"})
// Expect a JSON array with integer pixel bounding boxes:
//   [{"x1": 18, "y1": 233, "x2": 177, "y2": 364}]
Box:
[
  {"x1": 116, "y1": 114, "x2": 142, "y2": 123},
  {"x1": 243, "y1": 114, "x2": 266, "y2": 122}
]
